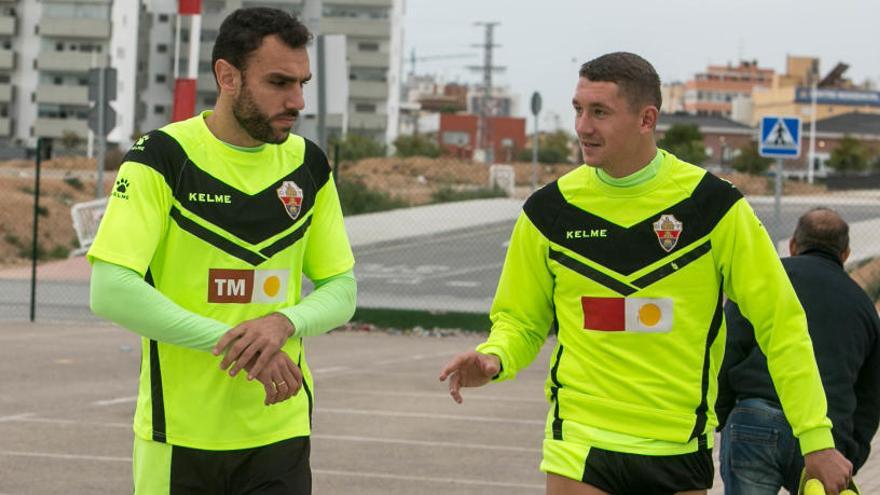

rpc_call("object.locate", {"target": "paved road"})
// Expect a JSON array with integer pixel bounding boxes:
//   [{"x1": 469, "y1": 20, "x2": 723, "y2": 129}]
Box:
[
  {"x1": 1, "y1": 199, "x2": 879, "y2": 321},
  {"x1": 355, "y1": 200, "x2": 880, "y2": 313},
  {"x1": 2, "y1": 323, "x2": 880, "y2": 494}
]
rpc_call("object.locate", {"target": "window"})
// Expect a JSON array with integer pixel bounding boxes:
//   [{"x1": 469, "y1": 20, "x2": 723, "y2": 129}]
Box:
[
  {"x1": 157, "y1": 44, "x2": 168, "y2": 54},
  {"x1": 154, "y1": 105, "x2": 165, "y2": 115},
  {"x1": 355, "y1": 103, "x2": 377, "y2": 113},
  {"x1": 158, "y1": 13, "x2": 169, "y2": 23},
  {"x1": 358, "y1": 42, "x2": 379, "y2": 52},
  {"x1": 442, "y1": 131, "x2": 470, "y2": 146},
  {"x1": 155, "y1": 74, "x2": 166, "y2": 83},
  {"x1": 56, "y1": 42, "x2": 64, "y2": 51},
  {"x1": 53, "y1": 76, "x2": 62, "y2": 85}
]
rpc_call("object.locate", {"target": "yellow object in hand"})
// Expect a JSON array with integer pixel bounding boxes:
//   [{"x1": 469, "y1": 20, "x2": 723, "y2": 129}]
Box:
[{"x1": 803, "y1": 479, "x2": 825, "y2": 495}]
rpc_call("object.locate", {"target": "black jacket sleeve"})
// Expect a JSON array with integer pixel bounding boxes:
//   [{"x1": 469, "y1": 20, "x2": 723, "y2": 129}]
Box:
[
  {"x1": 851, "y1": 310, "x2": 880, "y2": 471},
  {"x1": 716, "y1": 300, "x2": 758, "y2": 429}
]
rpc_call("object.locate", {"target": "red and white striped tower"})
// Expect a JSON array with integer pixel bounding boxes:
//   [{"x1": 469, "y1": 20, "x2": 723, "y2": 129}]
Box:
[{"x1": 171, "y1": 0, "x2": 202, "y2": 122}]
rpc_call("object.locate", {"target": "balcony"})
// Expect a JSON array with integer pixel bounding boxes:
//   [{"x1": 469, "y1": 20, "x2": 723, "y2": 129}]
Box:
[
  {"x1": 0, "y1": 117, "x2": 10, "y2": 136},
  {"x1": 39, "y1": 17, "x2": 111, "y2": 39},
  {"x1": 348, "y1": 51, "x2": 388, "y2": 68},
  {"x1": 0, "y1": 83, "x2": 12, "y2": 102},
  {"x1": 321, "y1": 18, "x2": 389, "y2": 38},
  {"x1": 37, "y1": 85, "x2": 89, "y2": 106},
  {"x1": 34, "y1": 117, "x2": 89, "y2": 139},
  {"x1": 0, "y1": 14, "x2": 15, "y2": 36},
  {"x1": 348, "y1": 112, "x2": 386, "y2": 131},
  {"x1": 0, "y1": 49, "x2": 13, "y2": 70},
  {"x1": 350, "y1": 80, "x2": 387, "y2": 100},
  {"x1": 37, "y1": 51, "x2": 109, "y2": 72}
]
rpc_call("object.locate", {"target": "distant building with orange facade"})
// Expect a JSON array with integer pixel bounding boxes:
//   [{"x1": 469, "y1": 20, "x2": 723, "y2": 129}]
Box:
[
  {"x1": 751, "y1": 56, "x2": 880, "y2": 126},
  {"x1": 680, "y1": 61, "x2": 775, "y2": 117}
]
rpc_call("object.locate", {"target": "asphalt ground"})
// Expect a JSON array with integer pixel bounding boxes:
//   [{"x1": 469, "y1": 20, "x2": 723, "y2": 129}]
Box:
[{"x1": 3, "y1": 323, "x2": 880, "y2": 494}]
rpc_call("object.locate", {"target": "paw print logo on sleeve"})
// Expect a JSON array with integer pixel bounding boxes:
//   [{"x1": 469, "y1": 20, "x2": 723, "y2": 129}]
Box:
[{"x1": 113, "y1": 178, "x2": 131, "y2": 200}]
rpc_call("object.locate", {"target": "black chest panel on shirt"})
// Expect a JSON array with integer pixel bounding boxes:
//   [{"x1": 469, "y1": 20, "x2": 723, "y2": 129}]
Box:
[
  {"x1": 523, "y1": 173, "x2": 742, "y2": 276},
  {"x1": 123, "y1": 131, "x2": 330, "y2": 246}
]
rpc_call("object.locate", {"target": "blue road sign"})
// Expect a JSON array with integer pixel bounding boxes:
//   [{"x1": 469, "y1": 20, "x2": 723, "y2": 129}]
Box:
[{"x1": 759, "y1": 116, "x2": 802, "y2": 158}]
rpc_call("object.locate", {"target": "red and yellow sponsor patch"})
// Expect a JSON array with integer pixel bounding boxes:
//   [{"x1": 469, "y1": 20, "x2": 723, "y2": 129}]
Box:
[{"x1": 581, "y1": 296, "x2": 673, "y2": 332}]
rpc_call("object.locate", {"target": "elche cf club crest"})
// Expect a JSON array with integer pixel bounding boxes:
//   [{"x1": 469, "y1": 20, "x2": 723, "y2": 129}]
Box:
[
  {"x1": 652, "y1": 214, "x2": 683, "y2": 252},
  {"x1": 276, "y1": 181, "x2": 304, "y2": 220}
]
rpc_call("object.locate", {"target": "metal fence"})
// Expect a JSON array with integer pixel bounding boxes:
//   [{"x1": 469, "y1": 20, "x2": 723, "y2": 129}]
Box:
[{"x1": 3, "y1": 150, "x2": 880, "y2": 325}]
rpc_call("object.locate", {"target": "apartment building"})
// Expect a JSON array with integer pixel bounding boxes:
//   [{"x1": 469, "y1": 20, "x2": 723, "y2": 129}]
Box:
[
  {"x1": 751, "y1": 56, "x2": 880, "y2": 126},
  {"x1": 0, "y1": 0, "x2": 140, "y2": 151},
  {"x1": 140, "y1": 0, "x2": 402, "y2": 147},
  {"x1": 682, "y1": 60, "x2": 774, "y2": 117}
]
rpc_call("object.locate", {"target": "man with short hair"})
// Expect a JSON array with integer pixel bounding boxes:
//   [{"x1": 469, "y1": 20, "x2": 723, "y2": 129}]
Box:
[
  {"x1": 718, "y1": 207, "x2": 880, "y2": 494},
  {"x1": 89, "y1": 7, "x2": 355, "y2": 493},
  {"x1": 440, "y1": 52, "x2": 852, "y2": 494}
]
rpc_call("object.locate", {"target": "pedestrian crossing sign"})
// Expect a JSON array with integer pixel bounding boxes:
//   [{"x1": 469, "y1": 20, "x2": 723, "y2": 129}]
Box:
[{"x1": 759, "y1": 116, "x2": 802, "y2": 158}]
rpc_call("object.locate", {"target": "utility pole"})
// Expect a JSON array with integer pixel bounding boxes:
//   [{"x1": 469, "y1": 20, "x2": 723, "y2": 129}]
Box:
[
  {"x1": 303, "y1": 0, "x2": 326, "y2": 149},
  {"x1": 468, "y1": 22, "x2": 504, "y2": 164},
  {"x1": 807, "y1": 65, "x2": 819, "y2": 185}
]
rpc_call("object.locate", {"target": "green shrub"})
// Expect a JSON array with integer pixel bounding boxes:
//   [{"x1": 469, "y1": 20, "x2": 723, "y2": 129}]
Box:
[
  {"x1": 337, "y1": 176, "x2": 407, "y2": 215},
  {"x1": 431, "y1": 185, "x2": 507, "y2": 203}
]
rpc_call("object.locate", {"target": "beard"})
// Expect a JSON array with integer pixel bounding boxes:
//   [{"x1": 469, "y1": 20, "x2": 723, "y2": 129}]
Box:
[{"x1": 231, "y1": 83, "x2": 297, "y2": 145}]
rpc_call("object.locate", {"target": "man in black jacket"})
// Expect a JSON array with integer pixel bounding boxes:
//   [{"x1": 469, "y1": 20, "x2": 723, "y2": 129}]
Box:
[{"x1": 718, "y1": 207, "x2": 880, "y2": 494}]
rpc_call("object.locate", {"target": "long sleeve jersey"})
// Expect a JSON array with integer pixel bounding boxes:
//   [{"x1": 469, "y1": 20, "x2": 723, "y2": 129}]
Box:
[{"x1": 476, "y1": 150, "x2": 834, "y2": 455}]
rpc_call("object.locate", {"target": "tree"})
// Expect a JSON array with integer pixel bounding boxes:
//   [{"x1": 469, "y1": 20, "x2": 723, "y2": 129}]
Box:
[
  {"x1": 394, "y1": 134, "x2": 440, "y2": 158},
  {"x1": 730, "y1": 142, "x2": 773, "y2": 175},
  {"x1": 826, "y1": 136, "x2": 870, "y2": 174},
  {"x1": 330, "y1": 133, "x2": 386, "y2": 162},
  {"x1": 657, "y1": 124, "x2": 707, "y2": 165},
  {"x1": 517, "y1": 130, "x2": 574, "y2": 164}
]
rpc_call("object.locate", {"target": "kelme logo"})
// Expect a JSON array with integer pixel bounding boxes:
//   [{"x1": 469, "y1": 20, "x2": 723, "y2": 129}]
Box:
[{"x1": 112, "y1": 177, "x2": 130, "y2": 200}]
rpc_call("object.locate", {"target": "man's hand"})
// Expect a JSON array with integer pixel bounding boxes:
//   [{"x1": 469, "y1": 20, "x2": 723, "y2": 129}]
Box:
[
  {"x1": 439, "y1": 351, "x2": 500, "y2": 404},
  {"x1": 213, "y1": 313, "x2": 294, "y2": 379},
  {"x1": 804, "y1": 448, "x2": 853, "y2": 495},
  {"x1": 245, "y1": 351, "x2": 303, "y2": 406}
]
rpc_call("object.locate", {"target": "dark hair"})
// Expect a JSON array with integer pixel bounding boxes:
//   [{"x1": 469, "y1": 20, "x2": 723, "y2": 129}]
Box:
[
  {"x1": 579, "y1": 52, "x2": 662, "y2": 112},
  {"x1": 212, "y1": 7, "x2": 312, "y2": 80},
  {"x1": 792, "y1": 207, "x2": 849, "y2": 256}
]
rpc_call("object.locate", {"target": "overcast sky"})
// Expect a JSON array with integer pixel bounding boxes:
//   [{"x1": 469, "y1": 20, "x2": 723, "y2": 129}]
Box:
[{"x1": 403, "y1": 0, "x2": 879, "y2": 132}]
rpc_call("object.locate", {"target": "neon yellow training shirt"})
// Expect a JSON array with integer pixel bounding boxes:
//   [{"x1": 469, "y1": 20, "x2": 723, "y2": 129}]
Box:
[
  {"x1": 477, "y1": 150, "x2": 834, "y2": 456},
  {"x1": 88, "y1": 111, "x2": 355, "y2": 450}
]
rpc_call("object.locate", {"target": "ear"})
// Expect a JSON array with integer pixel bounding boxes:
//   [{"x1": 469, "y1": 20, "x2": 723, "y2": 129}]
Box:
[
  {"x1": 214, "y1": 59, "x2": 241, "y2": 95},
  {"x1": 841, "y1": 247, "x2": 851, "y2": 264},
  {"x1": 788, "y1": 238, "x2": 797, "y2": 256},
  {"x1": 640, "y1": 106, "x2": 659, "y2": 134}
]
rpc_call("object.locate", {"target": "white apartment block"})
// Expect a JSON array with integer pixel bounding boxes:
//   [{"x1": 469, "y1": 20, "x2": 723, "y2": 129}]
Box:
[
  {"x1": 140, "y1": 0, "x2": 403, "y2": 147},
  {"x1": 0, "y1": 0, "x2": 140, "y2": 152},
  {"x1": 0, "y1": 0, "x2": 400, "y2": 153}
]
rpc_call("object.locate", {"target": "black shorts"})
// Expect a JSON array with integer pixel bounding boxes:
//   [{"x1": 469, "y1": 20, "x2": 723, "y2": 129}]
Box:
[
  {"x1": 134, "y1": 435, "x2": 311, "y2": 495},
  {"x1": 581, "y1": 446, "x2": 714, "y2": 494}
]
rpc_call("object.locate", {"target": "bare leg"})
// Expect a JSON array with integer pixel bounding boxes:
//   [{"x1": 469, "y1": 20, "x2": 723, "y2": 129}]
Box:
[{"x1": 546, "y1": 473, "x2": 610, "y2": 495}]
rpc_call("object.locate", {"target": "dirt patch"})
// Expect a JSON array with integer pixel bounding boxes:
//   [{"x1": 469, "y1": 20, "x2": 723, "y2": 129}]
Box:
[
  {"x1": 0, "y1": 171, "x2": 117, "y2": 269},
  {"x1": 340, "y1": 157, "x2": 576, "y2": 205}
]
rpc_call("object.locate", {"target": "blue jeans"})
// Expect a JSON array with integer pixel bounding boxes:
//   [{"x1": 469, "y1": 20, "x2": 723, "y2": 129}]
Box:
[{"x1": 720, "y1": 398, "x2": 803, "y2": 495}]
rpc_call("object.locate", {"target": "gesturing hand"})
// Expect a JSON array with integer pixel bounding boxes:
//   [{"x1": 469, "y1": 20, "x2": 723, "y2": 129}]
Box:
[
  {"x1": 213, "y1": 313, "x2": 294, "y2": 380},
  {"x1": 804, "y1": 448, "x2": 853, "y2": 495},
  {"x1": 245, "y1": 351, "x2": 303, "y2": 406},
  {"x1": 438, "y1": 351, "x2": 500, "y2": 404}
]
